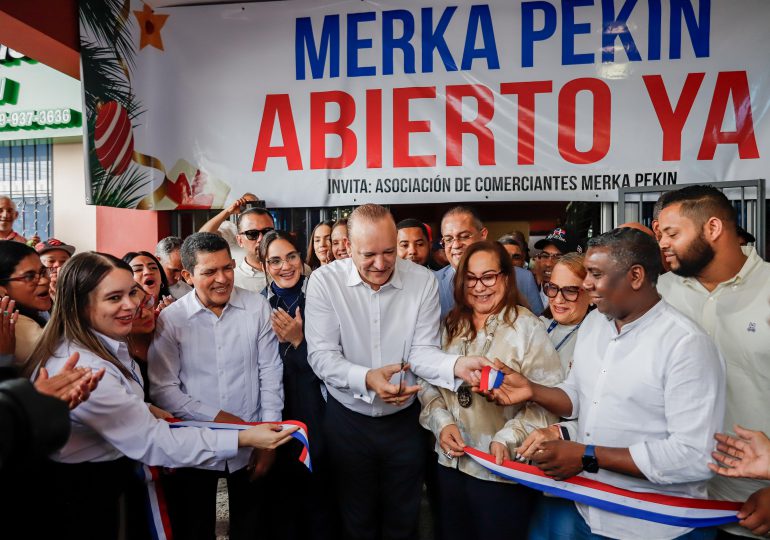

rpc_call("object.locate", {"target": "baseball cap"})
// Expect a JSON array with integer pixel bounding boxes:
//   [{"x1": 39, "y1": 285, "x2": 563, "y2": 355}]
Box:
[
  {"x1": 35, "y1": 238, "x2": 76, "y2": 256},
  {"x1": 534, "y1": 228, "x2": 581, "y2": 254}
]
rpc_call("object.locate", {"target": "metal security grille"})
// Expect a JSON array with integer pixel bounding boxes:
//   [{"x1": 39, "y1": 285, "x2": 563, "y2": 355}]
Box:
[
  {"x1": 617, "y1": 180, "x2": 766, "y2": 259},
  {"x1": 0, "y1": 139, "x2": 53, "y2": 240}
]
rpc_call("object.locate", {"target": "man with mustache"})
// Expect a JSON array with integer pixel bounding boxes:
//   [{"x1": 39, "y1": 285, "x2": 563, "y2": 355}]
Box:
[
  {"x1": 149, "y1": 232, "x2": 284, "y2": 540},
  {"x1": 657, "y1": 185, "x2": 770, "y2": 539}
]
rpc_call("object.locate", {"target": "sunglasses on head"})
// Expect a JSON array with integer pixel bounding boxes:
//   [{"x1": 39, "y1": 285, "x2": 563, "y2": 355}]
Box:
[{"x1": 239, "y1": 227, "x2": 274, "y2": 241}]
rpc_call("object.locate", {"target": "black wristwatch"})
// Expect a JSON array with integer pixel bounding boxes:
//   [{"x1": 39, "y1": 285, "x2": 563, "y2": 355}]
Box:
[{"x1": 582, "y1": 444, "x2": 599, "y2": 473}]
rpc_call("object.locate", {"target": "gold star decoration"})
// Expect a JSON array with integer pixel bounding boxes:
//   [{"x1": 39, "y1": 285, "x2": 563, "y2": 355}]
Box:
[{"x1": 133, "y1": 3, "x2": 169, "y2": 51}]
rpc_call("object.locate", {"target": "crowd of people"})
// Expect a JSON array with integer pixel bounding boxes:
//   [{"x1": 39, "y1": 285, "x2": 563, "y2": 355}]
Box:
[{"x1": 0, "y1": 185, "x2": 768, "y2": 540}]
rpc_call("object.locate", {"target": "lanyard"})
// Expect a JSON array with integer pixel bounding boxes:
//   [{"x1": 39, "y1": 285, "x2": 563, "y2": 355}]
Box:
[{"x1": 547, "y1": 320, "x2": 582, "y2": 352}]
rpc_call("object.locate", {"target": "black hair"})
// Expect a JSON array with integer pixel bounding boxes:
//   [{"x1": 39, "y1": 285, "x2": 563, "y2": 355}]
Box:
[
  {"x1": 0, "y1": 241, "x2": 47, "y2": 326},
  {"x1": 237, "y1": 207, "x2": 274, "y2": 231},
  {"x1": 396, "y1": 218, "x2": 429, "y2": 241},
  {"x1": 122, "y1": 251, "x2": 171, "y2": 298},
  {"x1": 180, "y1": 233, "x2": 231, "y2": 274},
  {"x1": 259, "y1": 230, "x2": 303, "y2": 264},
  {"x1": 587, "y1": 227, "x2": 663, "y2": 285},
  {"x1": 659, "y1": 185, "x2": 737, "y2": 228}
]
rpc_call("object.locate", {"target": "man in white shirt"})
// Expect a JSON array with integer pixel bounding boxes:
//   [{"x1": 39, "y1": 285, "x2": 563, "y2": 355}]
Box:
[
  {"x1": 149, "y1": 232, "x2": 283, "y2": 540},
  {"x1": 232, "y1": 207, "x2": 275, "y2": 293},
  {"x1": 656, "y1": 185, "x2": 770, "y2": 539},
  {"x1": 155, "y1": 236, "x2": 192, "y2": 299},
  {"x1": 488, "y1": 227, "x2": 725, "y2": 540},
  {"x1": 305, "y1": 204, "x2": 490, "y2": 540}
]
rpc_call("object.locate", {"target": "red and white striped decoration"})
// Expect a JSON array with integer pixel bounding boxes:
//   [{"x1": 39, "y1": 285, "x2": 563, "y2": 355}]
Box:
[{"x1": 94, "y1": 101, "x2": 134, "y2": 175}]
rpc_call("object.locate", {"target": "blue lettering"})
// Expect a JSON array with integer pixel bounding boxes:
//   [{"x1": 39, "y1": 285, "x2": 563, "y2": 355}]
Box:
[
  {"x1": 521, "y1": 1, "x2": 557, "y2": 68},
  {"x1": 461, "y1": 5, "x2": 500, "y2": 70},
  {"x1": 601, "y1": 0, "x2": 641, "y2": 63},
  {"x1": 383, "y1": 10, "x2": 416, "y2": 75},
  {"x1": 347, "y1": 12, "x2": 377, "y2": 77},
  {"x1": 648, "y1": 0, "x2": 661, "y2": 60},
  {"x1": 562, "y1": 0, "x2": 594, "y2": 65},
  {"x1": 670, "y1": 0, "x2": 710, "y2": 59},
  {"x1": 295, "y1": 15, "x2": 340, "y2": 80},
  {"x1": 421, "y1": 6, "x2": 458, "y2": 73}
]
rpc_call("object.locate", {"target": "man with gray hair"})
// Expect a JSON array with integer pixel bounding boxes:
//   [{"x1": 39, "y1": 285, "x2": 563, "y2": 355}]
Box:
[
  {"x1": 156, "y1": 235, "x2": 193, "y2": 299},
  {"x1": 149, "y1": 232, "x2": 283, "y2": 540},
  {"x1": 0, "y1": 196, "x2": 26, "y2": 243},
  {"x1": 305, "y1": 203, "x2": 491, "y2": 540}
]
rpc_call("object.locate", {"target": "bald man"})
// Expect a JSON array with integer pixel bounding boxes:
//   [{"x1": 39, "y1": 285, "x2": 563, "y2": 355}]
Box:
[{"x1": 0, "y1": 197, "x2": 26, "y2": 243}]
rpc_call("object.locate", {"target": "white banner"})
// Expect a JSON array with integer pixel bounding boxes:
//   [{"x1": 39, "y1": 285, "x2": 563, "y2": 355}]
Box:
[{"x1": 80, "y1": 0, "x2": 770, "y2": 209}]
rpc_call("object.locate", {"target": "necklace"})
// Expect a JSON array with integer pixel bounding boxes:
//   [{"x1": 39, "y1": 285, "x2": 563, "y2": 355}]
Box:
[{"x1": 457, "y1": 314, "x2": 500, "y2": 408}]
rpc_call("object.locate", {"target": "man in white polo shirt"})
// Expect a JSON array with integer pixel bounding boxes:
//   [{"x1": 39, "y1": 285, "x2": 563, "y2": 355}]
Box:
[{"x1": 657, "y1": 185, "x2": 770, "y2": 539}]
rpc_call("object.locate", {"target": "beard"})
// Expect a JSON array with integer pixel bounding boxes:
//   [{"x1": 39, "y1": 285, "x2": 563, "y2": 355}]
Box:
[{"x1": 671, "y1": 234, "x2": 716, "y2": 277}]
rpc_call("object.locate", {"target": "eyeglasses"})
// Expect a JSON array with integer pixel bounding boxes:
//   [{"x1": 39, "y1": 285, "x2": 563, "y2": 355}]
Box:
[
  {"x1": 543, "y1": 282, "x2": 582, "y2": 302},
  {"x1": 266, "y1": 252, "x2": 301, "y2": 270},
  {"x1": 510, "y1": 254, "x2": 523, "y2": 261},
  {"x1": 3, "y1": 267, "x2": 51, "y2": 284},
  {"x1": 134, "y1": 291, "x2": 156, "y2": 316},
  {"x1": 239, "y1": 227, "x2": 274, "y2": 241},
  {"x1": 440, "y1": 232, "x2": 475, "y2": 248},
  {"x1": 536, "y1": 252, "x2": 562, "y2": 262},
  {"x1": 465, "y1": 272, "x2": 502, "y2": 288}
]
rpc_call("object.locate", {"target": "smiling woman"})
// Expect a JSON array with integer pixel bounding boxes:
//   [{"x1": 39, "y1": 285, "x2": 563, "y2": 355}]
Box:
[
  {"x1": 0, "y1": 242, "x2": 53, "y2": 363},
  {"x1": 419, "y1": 240, "x2": 563, "y2": 540}
]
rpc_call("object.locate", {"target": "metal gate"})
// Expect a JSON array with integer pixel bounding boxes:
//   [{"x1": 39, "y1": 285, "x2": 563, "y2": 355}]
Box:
[{"x1": 617, "y1": 180, "x2": 766, "y2": 259}]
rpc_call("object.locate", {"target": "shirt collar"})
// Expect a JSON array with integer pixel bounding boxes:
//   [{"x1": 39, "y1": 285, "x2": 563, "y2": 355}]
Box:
[
  {"x1": 345, "y1": 257, "x2": 404, "y2": 290},
  {"x1": 183, "y1": 286, "x2": 245, "y2": 319},
  {"x1": 239, "y1": 257, "x2": 264, "y2": 277},
  {"x1": 607, "y1": 297, "x2": 664, "y2": 338}
]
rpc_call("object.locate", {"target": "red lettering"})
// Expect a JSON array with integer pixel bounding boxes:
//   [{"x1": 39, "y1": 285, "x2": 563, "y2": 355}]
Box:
[
  {"x1": 698, "y1": 71, "x2": 759, "y2": 160},
  {"x1": 445, "y1": 84, "x2": 496, "y2": 167},
  {"x1": 500, "y1": 81, "x2": 553, "y2": 165},
  {"x1": 393, "y1": 86, "x2": 436, "y2": 168},
  {"x1": 366, "y1": 89, "x2": 382, "y2": 169},
  {"x1": 310, "y1": 91, "x2": 357, "y2": 169},
  {"x1": 558, "y1": 78, "x2": 611, "y2": 164},
  {"x1": 643, "y1": 73, "x2": 705, "y2": 161},
  {"x1": 252, "y1": 94, "x2": 303, "y2": 171}
]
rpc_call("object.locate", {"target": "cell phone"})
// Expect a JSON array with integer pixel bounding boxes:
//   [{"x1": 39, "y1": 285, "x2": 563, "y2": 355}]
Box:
[{"x1": 242, "y1": 200, "x2": 266, "y2": 210}]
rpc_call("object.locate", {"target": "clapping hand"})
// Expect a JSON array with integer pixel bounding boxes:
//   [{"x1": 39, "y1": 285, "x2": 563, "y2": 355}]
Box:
[
  {"x1": 710, "y1": 425, "x2": 770, "y2": 480},
  {"x1": 34, "y1": 352, "x2": 105, "y2": 409},
  {"x1": 271, "y1": 307, "x2": 303, "y2": 348}
]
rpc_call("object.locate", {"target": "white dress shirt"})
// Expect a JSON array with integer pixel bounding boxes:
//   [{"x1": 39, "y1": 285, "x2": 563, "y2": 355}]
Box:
[
  {"x1": 149, "y1": 286, "x2": 283, "y2": 472},
  {"x1": 44, "y1": 332, "x2": 238, "y2": 466},
  {"x1": 559, "y1": 300, "x2": 725, "y2": 540},
  {"x1": 305, "y1": 257, "x2": 459, "y2": 417},
  {"x1": 658, "y1": 247, "x2": 770, "y2": 538},
  {"x1": 234, "y1": 258, "x2": 268, "y2": 293}
]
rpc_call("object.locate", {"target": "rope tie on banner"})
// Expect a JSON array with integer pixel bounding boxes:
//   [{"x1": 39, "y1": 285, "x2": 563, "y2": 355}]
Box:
[
  {"x1": 464, "y1": 447, "x2": 742, "y2": 528},
  {"x1": 166, "y1": 418, "x2": 313, "y2": 471}
]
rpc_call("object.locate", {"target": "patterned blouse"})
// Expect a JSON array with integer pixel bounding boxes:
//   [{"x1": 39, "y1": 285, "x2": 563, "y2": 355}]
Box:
[{"x1": 418, "y1": 307, "x2": 564, "y2": 482}]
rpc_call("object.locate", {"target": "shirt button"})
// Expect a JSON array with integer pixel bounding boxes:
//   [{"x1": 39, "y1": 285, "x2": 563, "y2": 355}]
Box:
[
  {"x1": 585, "y1": 432, "x2": 591, "y2": 437},
  {"x1": 593, "y1": 401, "x2": 598, "y2": 405}
]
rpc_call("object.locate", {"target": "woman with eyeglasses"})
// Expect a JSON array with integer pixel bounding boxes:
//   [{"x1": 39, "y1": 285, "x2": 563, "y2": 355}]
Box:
[
  {"x1": 21, "y1": 252, "x2": 298, "y2": 540},
  {"x1": 260, "y1": 230, "x2": 335, "y2": 540},
  {"x1": 419, "y1": 241, "x2": 563, "y2": 540},
  {"x1": 519, "y1": 252, "x2": 594, "y2": 540},
  {"x1": 0, "y1": 241, "x2": 53, "y2": 363},
  {"x1": 306, "y1": 220, "x2": 335, "y2": 270}
]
